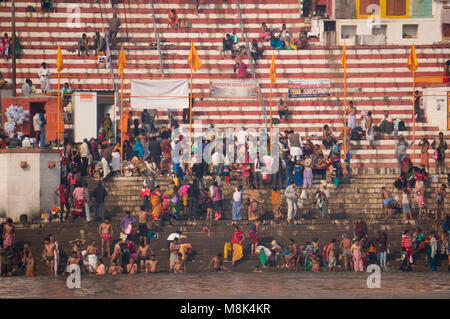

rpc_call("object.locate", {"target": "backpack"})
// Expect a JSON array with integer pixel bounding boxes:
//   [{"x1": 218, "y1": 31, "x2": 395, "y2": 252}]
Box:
[{"x1": 398, "y1": 120, "x2": 406, "y2": 131}]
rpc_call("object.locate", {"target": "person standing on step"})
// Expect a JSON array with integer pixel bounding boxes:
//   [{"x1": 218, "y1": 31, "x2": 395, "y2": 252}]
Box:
[
  {"x1": 347, "y1": 101, "x2": 357, "y2": 132},
  {"x1": 377, "y1": 231, "x2": 388, "y2": 269},
  {"x1": 414, "y1": 90, "x2": 421, "y2": 121},
  {"x1": 395, "y1": 135, "x2": 409, "y2": 174},
  {"x1": 2, "y1": 218, "x2": 15, "y2": 249},
  {"x1": 431, "y1": 132, "x2": 447, "y2": 174},
  {"x1": 80, "y1": 138, "x2": 89, "y2": 177},
  {"x1": 380, "y1": 187, "x2": 393, "y2": 219},
  {"x1": 93, "y1": 181, "x2": 107, "y2": 222},
  {"x1": 285, "y1": 181, "x2": 298, "y2": 224},
  {"x1": 38, "y1": 62, "x2": 50, "y2": 93},
  {"x1": 365, "y1": 111, "x2": 374, "y2": 149},
  {"x1": 169, "y1": 238, "x2": 180, "y2": 272},
  {"x1": 98, "y1": 218, "x2": 113, "y2": 258},
  {"x1": 339, "y1": 234, "x2": 352, "y2": 271},
  {"x1": 232, "y1": 185, "x2": 243, "y2": 221},
  {"x1": 354, "y1": 218, "x2": 367, "y2": 240},
  {"x1": 351, "y1": 239, "x2": 363, "y2": 272},
  {"x1": 187, "y1": 180, "x2": 200, "y2": 221},
  {"x1": 419, "y1": 138, "x2": 430, "y2": 174},
  {"x1": 108, "y1": 13, "x2": 121, "y2": 47}
]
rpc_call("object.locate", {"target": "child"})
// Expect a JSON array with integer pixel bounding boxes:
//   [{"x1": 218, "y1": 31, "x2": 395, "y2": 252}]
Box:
[
  {"x1": 399, "y1": 248, "x2": 412, "y2": 271},
  {"x1": 415, "y1": 187, "x2": 427, "y2": 219},
  {"x1": 271, "y1": 187, "x2": 282, "y2": 219},
  {"x1": 402, "y1": 189, "x2": 412, "y2": 220},
  {"x1": 345, "y1": 152, "x2": 352, "y2": 179}
]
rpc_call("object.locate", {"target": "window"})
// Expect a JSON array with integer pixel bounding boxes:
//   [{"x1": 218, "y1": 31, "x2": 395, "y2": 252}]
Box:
[
  {"x1": 341, "y1": 25, "x2": 357, "y2": 39},
  {"x1": 356, "y1": 0, "x2": 409, "y2": 19},
  {"x1": 402, "y1": 24, "x2": 418, "y2": 38}
]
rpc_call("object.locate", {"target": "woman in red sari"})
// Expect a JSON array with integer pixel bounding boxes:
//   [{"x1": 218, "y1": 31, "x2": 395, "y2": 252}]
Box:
[{"x1": 230, "y1": 226, "x2": 244, "y2": 265}]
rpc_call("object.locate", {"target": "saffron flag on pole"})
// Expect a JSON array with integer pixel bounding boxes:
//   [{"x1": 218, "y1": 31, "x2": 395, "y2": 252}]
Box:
[
  {"x1": 406, "y1": 43, "x2": 418, "y2": 73},
  {"x1": 118, "y1": 43, "x2": 126, "y2": 76},
  {"x1": 56, "y1": 43, "x2": 63, "y2": 72},
  {"x1": 269, "y1": 53, "x2": 276, "y2": 85},
  {"x1": 341, "y1": 42, "x2": 346, "y2": 69},
  {"x1": 188, "y1": 42, "x2": 202, "y2": 72}
]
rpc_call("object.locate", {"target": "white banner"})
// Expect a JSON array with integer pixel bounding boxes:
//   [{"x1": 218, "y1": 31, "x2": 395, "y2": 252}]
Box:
[
  {"x1": 74, "y1": 92, "x2": 97, "y2": 143},
  {"x1": 130, "y1": 79, "x2": 189, "y2": 109}
]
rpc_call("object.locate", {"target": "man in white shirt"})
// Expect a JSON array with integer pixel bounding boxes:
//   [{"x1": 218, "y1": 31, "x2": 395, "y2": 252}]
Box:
[
  {"x1": 32, "y1": 111, "x2": 42, "y2": 148},
  {"x1": 285, "y1": 182, "x2": 298, "y2": 224},
  {"x1": 80, "y1": 138, "x2": 89, "y2": 176},
  {"x1": 38, "y1": 62, "x2": 50, "y2": 93},
  {"x1": 288, "y1": 131, "x2": 303, "y2": 161},
  {"x1": 236, "y1": 127, "x2": 248, "y2": 145}
]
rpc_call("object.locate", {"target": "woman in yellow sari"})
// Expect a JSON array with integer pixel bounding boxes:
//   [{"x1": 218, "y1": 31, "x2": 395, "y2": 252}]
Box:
[
  {"x1": 151, "y1": 186, "x2": 162, "y2": 220},
  {"x1": 230, "y1": 226, "x2": 244, "y2": 265},
  {"x1": 247, "y1": 184, "x2": 262, "y2": 221}
]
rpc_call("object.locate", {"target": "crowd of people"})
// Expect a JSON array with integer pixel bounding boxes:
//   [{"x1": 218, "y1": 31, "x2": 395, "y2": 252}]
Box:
[{"x1": 1, "y1": 214, "x2": 449, "y2": 277}]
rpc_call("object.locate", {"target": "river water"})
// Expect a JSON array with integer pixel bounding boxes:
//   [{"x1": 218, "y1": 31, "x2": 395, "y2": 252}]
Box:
[{"x1": 0, "y1": 272, "x2": 449, "y2": 299}]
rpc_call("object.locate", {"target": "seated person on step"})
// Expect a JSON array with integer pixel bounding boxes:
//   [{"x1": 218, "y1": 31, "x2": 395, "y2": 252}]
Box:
[{"x1": 77, "y1": 33, "x2": 89, "y2": 56}]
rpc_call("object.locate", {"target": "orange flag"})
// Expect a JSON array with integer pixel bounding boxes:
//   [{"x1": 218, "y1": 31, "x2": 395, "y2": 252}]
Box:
[
  {"x1": 341, "y1": 42, "x2": 346, "y2": 69},
  {"x1": 56, "y1": 43, "x2": 63, "y2": 72},
  {"x1": 188, "y1": 42, "x2": 202, "y2": 72},
  {"x1": 407, "y1": 43, "x2": 418, "y2": 73},
  {"x1": 269, "y1": 53, "x2": 276, "y2": 85},
  {"x1": 118, "y1": 44, "x2": 126, "y2": 76}
]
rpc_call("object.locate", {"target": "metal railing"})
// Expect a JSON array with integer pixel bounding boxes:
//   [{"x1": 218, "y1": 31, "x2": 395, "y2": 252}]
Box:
[
  {"x1": 150, "y1": 0, "x2": 165, "y2": 78},
  {"x1": 235, "y1": 0, "x2": 267, "y2": 130}
]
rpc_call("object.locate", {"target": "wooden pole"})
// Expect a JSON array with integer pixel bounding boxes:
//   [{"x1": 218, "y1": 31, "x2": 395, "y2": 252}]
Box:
[
  {"x1": 57, "y1": 67, "x2": 60, "y2": 149},
  {"x1": 120, "y1": 71, "x2": 124, "y2": 176},
  {"x1": 269, "y1": 80, "x2": 272, "y2": 156},
  {"x1": 412, "y1": 70, "x2": 416, "y2": 164},
  {"x1": 11, "y1": 0, "x2": 16, "y2": 97},
  {"x1": 344, "y1": 63, "x2": 347, "y2": 156},
  {"x1": 189, "y1": 66, "x2": 193, "y2": 172}
]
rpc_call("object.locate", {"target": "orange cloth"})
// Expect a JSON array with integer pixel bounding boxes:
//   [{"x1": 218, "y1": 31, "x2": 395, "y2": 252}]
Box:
[
  {"x1": 151, "y1": 190, "x2": 162, "y2": 220},
  {"x1": 26, "y1": 269, "x2": 34, "y2": 277}
]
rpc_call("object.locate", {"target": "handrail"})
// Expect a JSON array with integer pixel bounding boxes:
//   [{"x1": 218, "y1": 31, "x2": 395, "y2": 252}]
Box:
[
  {"x1": 150, "y1": 0, "x2": 164, "y2": 78},
  {"x1": 235, "y1": 0, "x2": 254, "y2": 79},
  {"x1": 97, "y1": 0, "x2": 105, "y2": 34},
  {"x1": 235, "y1": 0, "x2": 266, "y2": 130}
]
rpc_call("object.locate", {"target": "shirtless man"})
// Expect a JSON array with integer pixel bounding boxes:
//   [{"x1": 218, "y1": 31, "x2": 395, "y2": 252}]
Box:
[
  {"x1": 339, "y1": 234, "x2": 352, "y2": 271},
  {"x1": 2, "y1": 218, "x2": 15, "y2": 249},
  {"x1": 148, "y1": 255, "x2": 160, "y2": 273},
  {"x1": 108, "y1": 261, "x2": 123, "y2": 275},
  {"x1": 65, "y1": 251, "x2": 80, "y2": 272},
  {"x1": 69, "y1": 238, "x2": 86, "y2": 256},
  {"x1": 326, "y1": 239, "x2": 337, "y2": 272},
  {"x1": 98, "y1": 218, "x2": 113, "y2": 257},
  {"x1": 127, "y1": 257, "x2": 138, "y2": 274},
  {"x1": 95, "y1": 258, "x2": 106, "y2": 275},
  {"x1": 137, "y1": 242, "x2": 154, "y2": 272},
  {"x1": 380, "y1": 187, "x2": 393, "y2": 219},
  {"x1": 173, "y1": 253, "x2": 186, "y2": 273},
  {"x1": 347, "y1": 101, "x2": 357, "y2": 131},
  {"x1": 283, "y1": 239, "x2": 297, "y2": 268},
  {"x1": 208, "y1": 253, "x2": 230, "y2": 272},
  {"x1": 111, "y1": 240, "x2": 123, "y2": 266},
  {"x1": 134, "y1": 207, "x2": 149, "y2": 245},
  {"x1": 366, "y1": 111, "x2": 374, "y2": 149},
  {"x1": 42, "y1": 237, "x2": 56, "y2": 276},
  {"x1": 86, "y1": 240, "x2": 98, "y2": 256}
]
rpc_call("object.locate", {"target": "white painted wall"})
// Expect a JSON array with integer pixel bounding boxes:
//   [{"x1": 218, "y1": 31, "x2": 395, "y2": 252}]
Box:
[
  {"x1": 327, "y1": 1, "x2": 444, "y2": 46},
  {"x1": 73, "y1": 91, "x2": 98, "y2": 143},
  {"x1": 0, "y1": 150, "x2": 60, "y2": 221},
  {"x1": 423, "y1": 87, "x2": 449, "y2": 132}
]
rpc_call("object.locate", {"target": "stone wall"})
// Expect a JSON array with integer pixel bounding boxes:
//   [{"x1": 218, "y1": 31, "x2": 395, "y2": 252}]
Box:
[{"x1": 0, "y1": 149, "x2": 60, "y2": 221}]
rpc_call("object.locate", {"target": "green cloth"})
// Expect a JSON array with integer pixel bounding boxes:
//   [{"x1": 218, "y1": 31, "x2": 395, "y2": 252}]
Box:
[{"x1": 258, "y1": 249, "x2": 267, "y2": 267}]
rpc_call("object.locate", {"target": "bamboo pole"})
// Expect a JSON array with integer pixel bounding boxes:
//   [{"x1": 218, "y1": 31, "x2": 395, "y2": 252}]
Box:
[
  {"x1": 412, "y1": 70, "x2": 416, "y2": 164},
  {"x1": 120, "y1": 71, "x2": 124, "y2": 176}
]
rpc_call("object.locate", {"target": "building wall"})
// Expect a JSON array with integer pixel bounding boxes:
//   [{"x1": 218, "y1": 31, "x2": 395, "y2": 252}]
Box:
[
  {"x1": 0, "y1": 149, "x2": 60, "y2": 221},
  {"x1": 423, "y1": 87, "x2": 450, "y2": 132},
  {"x1": 1, "y1": 96, "x2": 63, "y2": 142},
  {"x1": 331, "y1": 0, "x2": 443, "y2": 45}
]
